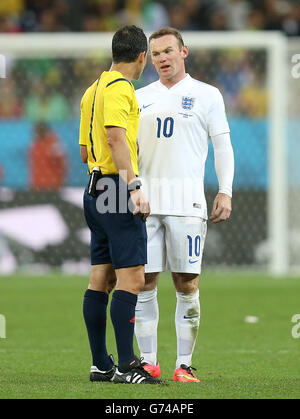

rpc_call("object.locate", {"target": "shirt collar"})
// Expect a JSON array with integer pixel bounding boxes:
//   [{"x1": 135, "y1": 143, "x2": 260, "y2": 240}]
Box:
[{"x1": 157, "y1": 73, "x2": 191, "y2": 91}]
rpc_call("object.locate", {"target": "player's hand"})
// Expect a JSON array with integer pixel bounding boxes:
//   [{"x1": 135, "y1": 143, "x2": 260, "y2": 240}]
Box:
[
  {"x1": 130, "y1": 189, "x2": 151, "y2": 221},
  {"x1": 209, "y1": 193, "x2": 232, "y2": 223}
]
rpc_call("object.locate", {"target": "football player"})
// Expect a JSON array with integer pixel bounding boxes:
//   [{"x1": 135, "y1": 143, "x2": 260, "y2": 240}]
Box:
[{"x1": 135, "y1": 27, "x2": 234, "y2": 383}]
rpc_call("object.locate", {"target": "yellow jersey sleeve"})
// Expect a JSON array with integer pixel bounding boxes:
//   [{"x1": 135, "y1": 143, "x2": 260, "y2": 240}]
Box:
[
  {"x1": 79, "y1": 96, "x2": 88, "y2": 146},
  {"x1": 79, "y1": 81, "x2": 97, "y2": 146},
  {"x1": 103, "y1": 80, "x2": 133, "y2": 130}
]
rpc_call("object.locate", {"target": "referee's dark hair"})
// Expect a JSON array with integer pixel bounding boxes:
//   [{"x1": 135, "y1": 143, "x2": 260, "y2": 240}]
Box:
[{"x1": 112, "y1": 25, "x2": 148, "y2": 64}]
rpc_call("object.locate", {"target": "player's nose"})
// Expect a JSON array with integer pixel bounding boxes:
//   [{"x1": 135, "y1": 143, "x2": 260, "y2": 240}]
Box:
[{"x1": 159, "y1": 54, "x2": 167, "y2": 63}]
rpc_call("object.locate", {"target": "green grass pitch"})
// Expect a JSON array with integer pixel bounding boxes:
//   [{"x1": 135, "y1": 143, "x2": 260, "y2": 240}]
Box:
[{"x1": 0, "y1": 272, "x2": 300, "y2": 399}]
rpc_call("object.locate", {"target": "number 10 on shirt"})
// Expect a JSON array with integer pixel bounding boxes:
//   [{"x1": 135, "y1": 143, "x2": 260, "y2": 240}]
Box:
[{"x1": 156, "y1": 117, "x2": 174, "y2": 138}]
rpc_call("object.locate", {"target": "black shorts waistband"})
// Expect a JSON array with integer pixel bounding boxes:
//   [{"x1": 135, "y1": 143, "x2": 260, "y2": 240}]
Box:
[{"x1": 86, "y1": 174, "x2": 134, "y2": 194}]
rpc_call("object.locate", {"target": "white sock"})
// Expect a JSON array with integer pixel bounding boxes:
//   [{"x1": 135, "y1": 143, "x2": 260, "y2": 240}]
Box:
[
  {"x1": 175, "y1": 289, "x2": 200, "y2": 369},
  {"x1": 135, "y1": 288, "x2": 159, "y2": 365}
]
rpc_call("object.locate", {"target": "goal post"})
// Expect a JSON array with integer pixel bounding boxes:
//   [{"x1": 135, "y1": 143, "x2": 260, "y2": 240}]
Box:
[
  {"x1": 267, "y1": 34, "x2": 289, "y2": 276},
  {"x1": 0, "y1": 31, "x2": 289, "y2": 275}
]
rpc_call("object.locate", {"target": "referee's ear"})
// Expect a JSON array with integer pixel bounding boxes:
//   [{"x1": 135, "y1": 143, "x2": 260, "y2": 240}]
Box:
[{"x1": 138, "y1": 51, "x2": 147, "y2": 63}]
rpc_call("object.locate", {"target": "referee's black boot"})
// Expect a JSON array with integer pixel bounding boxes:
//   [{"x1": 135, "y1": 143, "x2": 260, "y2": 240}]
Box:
[
  {"x1": 90, "y1": 354, "x2": 116, "y2": 382},
  {"x1": 112, "y1": 355, "x2": 163, "y2": 384}
]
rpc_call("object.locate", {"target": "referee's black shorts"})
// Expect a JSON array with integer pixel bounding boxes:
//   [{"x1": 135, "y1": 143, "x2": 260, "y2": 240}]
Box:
[{"x1": 83, "y1": 175, "x2": 147, "y2": 269}]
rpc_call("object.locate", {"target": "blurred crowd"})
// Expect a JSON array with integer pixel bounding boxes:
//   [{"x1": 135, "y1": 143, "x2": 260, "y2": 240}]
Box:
[
  {"x1": 0, "y1": 48, "x2": 268, "y2": 121},
  {"x1": 3, "y1": 0, "x2": 290, "y2": 123},
  {"x1": 0, "y1": 0, "x2": 300, "y2": 36}
]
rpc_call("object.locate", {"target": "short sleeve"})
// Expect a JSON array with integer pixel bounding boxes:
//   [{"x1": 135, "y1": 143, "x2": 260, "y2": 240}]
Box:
[
  {"x1": 207, "y1": 89, "x2": 230, "y2": 138},
  {"x1": 79, "y1": 96, "x2": 88, "y2": 145},
  {"x1": 103, "y1": 81, "x2": 133, "y2": 129}
]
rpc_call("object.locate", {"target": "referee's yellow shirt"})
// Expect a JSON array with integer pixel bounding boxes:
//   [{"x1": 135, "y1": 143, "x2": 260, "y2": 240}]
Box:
[{"x1": 79, "y1": 71, "x2": 140, "y2": 175}]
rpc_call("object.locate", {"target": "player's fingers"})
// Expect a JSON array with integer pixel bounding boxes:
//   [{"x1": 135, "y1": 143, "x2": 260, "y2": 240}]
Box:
[
  {"x1": 134, "y1": 210, "x2": 149, "y2": 221},
  {"x1": 139, "y1": 201, "x2": 147, "y2": 213},
  {"x1": 210, "y1": 205, "x2": 223, "y2": 221},
  {"x1": 144, "y1": 203, "x2": 151, "y2": 218},
  {"x1": 141, "y1": 206, "x2": 151, "y2": 221},
  {"x1": 211, "y1": 207, "x2": 231, "y2": 223},
  {"x1": 212, "y1": 200, "x2": 218, "y2": 213},
  {"x1": 209, "y1": 203, "x2": 221, "y2": 220},
  {"x1": 209, "y1": 199, "x2": 220, "y2": 220},
  {"x1": 142, "y1": 213, "x2": 149, "y2": 221},
  {"x1": 133, "y1": 205, "x2": 150, "y2": 220},
  {"x1": 211, "y1": 214, "x2": 224, "y2": 223},
  {"x1": 139, "y1": 198, "x2": 150, "y2": 213},
  {"x1": 140, "y1": 213, "x2": 148, "y2": 221},
  {"x1": 133, "y1": 205, "x2": 140, "y2": 215}
]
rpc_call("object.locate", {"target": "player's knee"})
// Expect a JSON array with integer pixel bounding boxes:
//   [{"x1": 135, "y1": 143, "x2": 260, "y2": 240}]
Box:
[
  {"x1": 89, "y1": 274, "x2": 106, "y2": 293},
  {"x1": 180, "y1": 282, "x2": 198, "y2": 294},
  {"x1": 173, "y1": 273, "x2": 199, "y2": 294},
  {"x1": 107, "y1": 273, "x2": 117, "y2": 294},
  {"x1": 143, "y1": 272, "x2": 159, "y2": 291},
  {"x1": 118, "y1": 265, "x2": 145, "y2": 294},
  {"x1": 89, "y1": 265, "x2": 116, "y2": 294},
  {"x1": 133, "y1": 275, "x2": 145, "y2": 294}
]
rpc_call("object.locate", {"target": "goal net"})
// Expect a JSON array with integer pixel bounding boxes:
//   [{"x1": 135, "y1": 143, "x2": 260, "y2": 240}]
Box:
[{"x1": 0, "y1": 32, "x2": 290, "y2": 275}]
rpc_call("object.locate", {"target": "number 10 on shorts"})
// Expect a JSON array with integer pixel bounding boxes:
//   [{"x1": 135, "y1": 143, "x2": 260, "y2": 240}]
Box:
[{"x1": 187, "y1": 235, "x2": 201, "y2": 262}]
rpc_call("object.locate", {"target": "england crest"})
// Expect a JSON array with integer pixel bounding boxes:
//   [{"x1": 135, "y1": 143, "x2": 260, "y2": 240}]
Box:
[{"x1": 182, "y1": 97, "x2": 195, "y2": 110}]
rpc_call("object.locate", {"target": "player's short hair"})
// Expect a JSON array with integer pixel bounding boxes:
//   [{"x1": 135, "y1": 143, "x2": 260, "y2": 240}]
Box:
[
  {"x1": 112, "y1": 25, "x2": 148, "y2": 64},
  {"x1": 149, "y1": 27, "x2": 184, "y2": 50}
]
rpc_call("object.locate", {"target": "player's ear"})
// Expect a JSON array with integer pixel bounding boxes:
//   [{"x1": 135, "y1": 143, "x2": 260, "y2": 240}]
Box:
[
  {"x1": 138, "y1": 51, "x2": 147, "y2": 63},
  {"x1": 182, "y1": 45, "x2": 189, "y2": 59}
]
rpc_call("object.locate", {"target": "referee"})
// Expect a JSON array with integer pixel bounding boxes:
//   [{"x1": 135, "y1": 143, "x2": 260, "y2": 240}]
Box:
[{"x1": 79, "y1": 26, "x2": 162, "y2": 384}]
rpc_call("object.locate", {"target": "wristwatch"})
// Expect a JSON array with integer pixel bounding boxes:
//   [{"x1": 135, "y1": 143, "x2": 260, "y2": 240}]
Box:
[{"x1": 128, "y1": 178, "x2": 142, "y2": 191}]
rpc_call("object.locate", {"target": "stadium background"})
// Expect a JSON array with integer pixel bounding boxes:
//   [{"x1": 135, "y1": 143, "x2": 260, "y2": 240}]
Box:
[
  {"x1": 0, "y1": 0, "x2": 299, "y2": 274},
  {"x1": 1, "y1": 0, "x2": 300, "y2": 276},
  {"x1": 0, "y1": 0, "x2": 300, "y2": 401}
]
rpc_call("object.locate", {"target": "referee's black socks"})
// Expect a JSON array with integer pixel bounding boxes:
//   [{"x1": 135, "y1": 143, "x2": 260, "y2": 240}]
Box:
[
  {"x1": 110, "y1": 290, "x2": 138, "y2": 372},
  {"x1": 83, "y1": 289, "x2": 113, "y2": 371}
]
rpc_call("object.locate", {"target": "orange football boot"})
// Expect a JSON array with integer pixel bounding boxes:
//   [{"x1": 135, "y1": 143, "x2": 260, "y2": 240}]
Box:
[
  {"x1": 141, "y1": 362, "x2": 161, "y2": 378},
  {"x1": 173, "y1": 365, "x2": 200, "y2": 383}
]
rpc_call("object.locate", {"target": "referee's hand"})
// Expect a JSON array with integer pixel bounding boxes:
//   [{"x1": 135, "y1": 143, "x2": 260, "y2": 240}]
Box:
[{"x1": 130, "y1": 189, "x2": 151, "y2": 221}]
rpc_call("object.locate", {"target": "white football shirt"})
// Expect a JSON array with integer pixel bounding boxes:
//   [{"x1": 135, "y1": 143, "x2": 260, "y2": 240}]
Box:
[{"x1": 136, "y1": 74, "x2": 230, "y2": 219}]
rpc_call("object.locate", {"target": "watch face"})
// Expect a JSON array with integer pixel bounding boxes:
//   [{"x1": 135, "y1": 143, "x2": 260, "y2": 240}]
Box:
[{"x1": 128, "y1": 179, "x2": 142, "y2": 191}]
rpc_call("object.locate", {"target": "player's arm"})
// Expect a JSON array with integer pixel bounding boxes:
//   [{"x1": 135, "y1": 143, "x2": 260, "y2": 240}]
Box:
[
  {"x1": 79, "y1": 95, "x2": 88, "y2": 163},
  {"x1": 106, "y1": 126, "x2": 150, "y2": 220},
  {"x1": 209, "y1": 132, "x2": 234, "y2": 224},
  {"x1": 106, "y1": 126, "x2": 137, "y2": 184},
  {"x1": 80, "y1": 145, "x2": 88, "y2": 163},
  {"x1": 104, "y1": 82, "x2": 150, "y2": 220},
  {"x1": 104, "y1": 82, "x2": 137, "y2": 183}
]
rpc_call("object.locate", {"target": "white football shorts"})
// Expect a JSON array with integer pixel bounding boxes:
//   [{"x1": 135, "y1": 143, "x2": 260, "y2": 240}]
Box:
[{"x1": 145, "y1": 215, "x2": 207, "y2": 274}]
